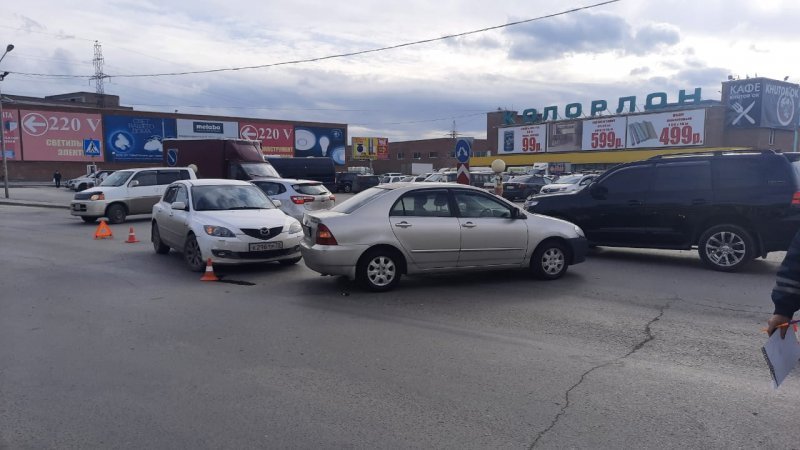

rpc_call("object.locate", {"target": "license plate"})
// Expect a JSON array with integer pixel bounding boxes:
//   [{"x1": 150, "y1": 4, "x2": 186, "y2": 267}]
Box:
[{"x1": 249, "y1": 241, "x2": 283, "y2": 251}]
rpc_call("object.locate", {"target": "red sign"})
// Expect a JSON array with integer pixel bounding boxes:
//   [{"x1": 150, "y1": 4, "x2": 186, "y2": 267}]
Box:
[
  {"x1": 1, "y1": 109, "x2": 21, "y2": 160},
  {"x1": 457, "y1": 163, "x2": 470, "y2": 185},
  {"x1": 20, "y1": 110, "x2": 104, "y2": 162},
  {"x1": 239, "y1": 121, "x2": 294, "y2": 156}
]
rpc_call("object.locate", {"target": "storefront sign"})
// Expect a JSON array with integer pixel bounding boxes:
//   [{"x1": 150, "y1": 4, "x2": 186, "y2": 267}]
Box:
[
  {"x1": 626, "y1": 109, "x2": 705, "y2": 149},
  {"x1": 498, "y1": 124, "x2": 546, "y2": 154},
  {"x1": 581, "y1": 117, "x2": 627, "y2": 151},
  {"x1": 104, "y1": 115, "x2": 177, "y2": 162},
  {"x1": 239, "y1": 121, "x2": 294, "y2": 156},
  {"x1": 20, "y1": 110, "x2": 104, "y2": 162}
]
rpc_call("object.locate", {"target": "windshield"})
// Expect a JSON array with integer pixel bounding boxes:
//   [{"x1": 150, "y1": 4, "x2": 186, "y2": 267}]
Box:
[
  {"x1": 191, "y1": 185, "x2": 276, "y2": 211},
  {"x1": 331, "y1": 187, "x2": 391, "y2": 214},
  {"x1": 294, "y1": 183, "x2": 329, "y2": 195},
  {"x1": 554, "y1": 175, "x2": 583, "y2": 184},
  {"x1": 242, "y1": 162, "x2": 281, "y2": 178},
  {"x1": 100, "y1": 171, "x2": 134, "y2": 187}
]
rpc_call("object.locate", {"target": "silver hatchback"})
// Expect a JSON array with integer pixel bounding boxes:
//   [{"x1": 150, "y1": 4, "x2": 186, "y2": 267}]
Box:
[
  {"x1": 251, "y1": 178, "x2": 336, "y2": 221},
  {"x1": 300, "y1": 183, "x2": 588, "y2": 291}
]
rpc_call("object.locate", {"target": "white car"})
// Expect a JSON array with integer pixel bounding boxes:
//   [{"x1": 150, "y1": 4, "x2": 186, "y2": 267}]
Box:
[
  {"x1": 151, "y1": 179, "x2": 304, "y2": 272},
  {"x1": 537, "y1": 174, "x2": 597, "y2": 195},
  {"x1": 67, "y1": 170, "x2": 115, "y2": 191},
  {"x1": 250, "y1": 178, "x2": 336, "y2": 222}
]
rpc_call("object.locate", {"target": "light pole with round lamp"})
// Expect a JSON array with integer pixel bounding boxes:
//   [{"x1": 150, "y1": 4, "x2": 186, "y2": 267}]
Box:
[{"x1": 0, "y1": 43, "x2": 14, "y2": 199}]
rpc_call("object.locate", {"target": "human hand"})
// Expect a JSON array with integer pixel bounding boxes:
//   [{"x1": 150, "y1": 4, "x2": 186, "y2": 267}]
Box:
[{"x1": 767, "y1": 314, "x2": 792, "y2": 338}]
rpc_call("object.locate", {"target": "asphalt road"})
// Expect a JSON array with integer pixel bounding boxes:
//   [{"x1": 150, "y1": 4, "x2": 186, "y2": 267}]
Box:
[{"x1": 1, "y1": 195, "x2": 799, "y2": 448}]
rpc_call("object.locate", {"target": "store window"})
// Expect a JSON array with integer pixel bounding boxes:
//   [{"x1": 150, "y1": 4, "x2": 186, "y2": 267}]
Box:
[
  {"x1": 413, "y1": 152, "x2": 422, "y2": 159},
  {"x1": 428, "y1": 152, "x2": 438, "y2": 158},
  {"x1": 397, "y1": 152, "x2": 404, "y2": 160}
]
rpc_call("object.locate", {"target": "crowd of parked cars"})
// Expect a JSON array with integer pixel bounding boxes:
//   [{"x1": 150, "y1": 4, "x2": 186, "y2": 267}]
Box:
[{"x1": 67, "y1": 150, "x2": 800, "y2": 290}]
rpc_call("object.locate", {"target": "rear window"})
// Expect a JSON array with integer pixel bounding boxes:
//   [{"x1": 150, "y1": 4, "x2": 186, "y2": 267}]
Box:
[
  {"x1": 294, "y1": 183, "x2": 329, "y2": 195},
  {"x1": 331, "y1": 187, "x2": 391, "y2": 214},
  {"x1": 713, "y1": 159, "x2": 763, "y2": 189}
]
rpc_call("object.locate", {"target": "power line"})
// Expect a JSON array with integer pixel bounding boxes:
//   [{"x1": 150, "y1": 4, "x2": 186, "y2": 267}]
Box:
[{"x1": 7, "y1": 0, "x2": 620, "y2": 80}]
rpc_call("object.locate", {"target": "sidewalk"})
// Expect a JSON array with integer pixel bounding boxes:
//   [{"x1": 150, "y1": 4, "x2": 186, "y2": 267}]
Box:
[{"x1": 0, "y1": 184, "x2": 72, "y2": 209}]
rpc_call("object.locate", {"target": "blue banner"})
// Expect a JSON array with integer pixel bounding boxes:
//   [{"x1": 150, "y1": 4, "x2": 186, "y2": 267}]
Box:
[
  {"x1": 103, "y1": 115, "x2": 177, "y2": 162},
  {"x1": 294, "y1": 126, "x2": 347, "y2": 165}
]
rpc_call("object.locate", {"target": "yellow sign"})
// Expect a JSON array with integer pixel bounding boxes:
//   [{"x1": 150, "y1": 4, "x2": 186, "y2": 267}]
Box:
[{"x1": 352, "y1": 137, "x2": 388, "y2": 160}]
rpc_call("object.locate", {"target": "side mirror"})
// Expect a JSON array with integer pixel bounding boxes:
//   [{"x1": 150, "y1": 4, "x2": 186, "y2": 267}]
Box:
[
  {"x1": 272, "y1": 200, "x2": 282, "y2": 208},
  {"x1": 589, "y1": 184, "x2": 607, "y2": 199},
  {"x1": 512, "y1": 208, "x2": 527, "y2": 220},
  {"x1": 129, "y1": 180, "x2": 140, "y2": 187},
  {"x1": 171, "y1": 201, "x2": 187, "y2": 211}
]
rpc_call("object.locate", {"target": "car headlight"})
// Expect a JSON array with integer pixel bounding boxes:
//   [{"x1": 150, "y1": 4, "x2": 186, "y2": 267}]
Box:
[
  {"x1": 574, "y1": 225, "x2": 585, "y2": 237},
  {"x1": 288, "y1": 221, "x2": 302, "y2": 234},
  {"x1": 526, "y1": 200, "x2": 539, "y2": 207},
  {"x1": 204, "y1": 225, "x2": 236, "y2": 237},
  {"x1": 89, "y1": 193, "x2": 105, "y2": 201}
]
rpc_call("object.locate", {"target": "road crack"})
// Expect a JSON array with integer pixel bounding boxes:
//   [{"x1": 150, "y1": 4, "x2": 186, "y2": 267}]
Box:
[{"x1": 528, "y1": 302, "x2": 670, "y2": 449}]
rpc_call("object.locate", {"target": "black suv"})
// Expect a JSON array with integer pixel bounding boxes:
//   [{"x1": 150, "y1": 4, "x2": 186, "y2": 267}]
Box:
[
  {"x1": 334, "y1": 173, "x2": 381, "y2": 193},
  {"x1": 526, "y1": 150, "x2": 800, "y2": 271}
]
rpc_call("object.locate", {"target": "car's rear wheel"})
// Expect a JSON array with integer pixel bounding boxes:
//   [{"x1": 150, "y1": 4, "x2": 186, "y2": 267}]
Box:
[
  {"x1": 531, "y1": 240, "x2": 569, "y2": 280},
  {"x1": 152, "y1": 222, "x2": 170, "y2": 255},
  {"x1": 106, "y1": 204, "x2": 127, "y2": 224},
  {"x1": 184, "y1": 234, "x2": 205, "y2": 272},
  {"x1": 78, "y1": 183, "x2": 87, "y2": 191},
  {"x1": 279, "y1": 256, "x2": 302, "y2": 266},
  {"x1": 357, "y1": 249, "x2": 402, "y2": 292},
  {"x1": 81, "y1": 216, "x2": 98, "y2": 223},
  {"x1": 698, "y1": 224, "x2": 754, "y2": 272},
  {"x1": 343, "y1": 183, "x2": 352, "y2": 193}
]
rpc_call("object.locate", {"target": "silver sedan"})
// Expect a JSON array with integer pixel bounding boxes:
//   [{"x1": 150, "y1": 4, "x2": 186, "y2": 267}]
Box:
[{"x1": 300, "y1": 183, "x2": 588, "y2": 291}]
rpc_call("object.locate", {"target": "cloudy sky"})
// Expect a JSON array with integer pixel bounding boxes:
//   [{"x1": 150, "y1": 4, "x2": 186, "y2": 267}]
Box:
[{"x1": 0, "y1": 0, "x2": 797, "y2": 142}]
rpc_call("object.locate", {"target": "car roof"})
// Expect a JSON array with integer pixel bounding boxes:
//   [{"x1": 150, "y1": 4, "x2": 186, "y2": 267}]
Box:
[
  {"x1": 174, "y1": 179, "x2": 252, "y2": 186},
  {"x1": 254, "y1": 178, "x2": 320, "y2": 184}
]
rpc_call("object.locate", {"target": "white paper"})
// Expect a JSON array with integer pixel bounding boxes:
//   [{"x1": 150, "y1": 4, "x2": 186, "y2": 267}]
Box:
[{"x1": 762, "y1": 325, "x2": 800, "y2": 388}]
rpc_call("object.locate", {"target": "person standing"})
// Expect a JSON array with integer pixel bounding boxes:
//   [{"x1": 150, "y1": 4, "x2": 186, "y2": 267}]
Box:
[
  {"x1": 767, "y1": 230, "x2": 800, "y2": 338},
  {"x1": 53, "y1": 170, "x2": 62, "y2": 188}
]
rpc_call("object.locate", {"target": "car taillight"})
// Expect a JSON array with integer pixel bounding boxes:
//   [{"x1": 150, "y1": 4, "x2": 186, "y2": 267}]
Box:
[
  {"x1": 316, "y1": 224, "x2": 338, "y2": 245},
  {"x1": 792, "y1": 192, "x2": 800, "y2": 206},
  {"x1": 291, "y1": 195, "x2": 315, "y2": 204},
  {"x1": 329, "y1": 195, "x2": 336, "y2": 201}
]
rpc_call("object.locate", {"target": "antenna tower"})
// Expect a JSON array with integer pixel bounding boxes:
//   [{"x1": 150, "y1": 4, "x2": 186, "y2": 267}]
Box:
[
  {"x1": 91, "y1": 41, "x2": 105, "y2": 108},
  {"x1": 448, "y1": 120, "x2": 459, "y2": 139}
]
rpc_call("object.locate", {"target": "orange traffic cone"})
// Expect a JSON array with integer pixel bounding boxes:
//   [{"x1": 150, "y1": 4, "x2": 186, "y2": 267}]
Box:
[
  {"x1": 125, "y1": 226, "x2": 140, "y2": 243},
  {"x1": 200, "y1": 258, "x2": 219, "y2": 281},
  {"x1": 94, "y1": 220, "x2": 113, "y2": 240}
]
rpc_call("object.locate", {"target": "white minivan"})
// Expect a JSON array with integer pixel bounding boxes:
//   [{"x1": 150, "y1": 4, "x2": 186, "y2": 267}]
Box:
[{"x1": 70, "y1": 167, "x2": 196, "y2": 224}]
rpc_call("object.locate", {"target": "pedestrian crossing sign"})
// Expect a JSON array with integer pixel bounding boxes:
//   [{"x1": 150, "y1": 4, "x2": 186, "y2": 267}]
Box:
[{"x1": 84, "y1": 139, "x2": 101, "y2": 157}]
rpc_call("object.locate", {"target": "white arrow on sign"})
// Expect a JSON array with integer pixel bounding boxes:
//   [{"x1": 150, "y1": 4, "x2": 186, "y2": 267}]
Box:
[
  {"x1": 241, "y1": 125, "x2": 258, "y2": 140},
  {"x1": 23, "y1": 113, "x2": 47, "y2": 136}
]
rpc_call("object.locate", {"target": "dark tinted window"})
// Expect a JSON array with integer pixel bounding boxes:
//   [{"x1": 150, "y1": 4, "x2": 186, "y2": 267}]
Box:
[
  {"x1": 255, "y1": 182, "x2": 285, "y2": 196},
  {"x1": 653, "y1": 162, "x2": 711, "y2": 192},
  {"x1": 713, "y1": 159, "x2": 762, "y2": 189},
  {"x1": 163, "y1": 186, "x2": 179, "y2": 203},
  {"x1": 294, "y1": 183, "x2": 329, "y2": 195},
  {"x1": 599, "y1": 165, "x2": 652, "y2": 194},
  {"x1": 132, "y1": 170, "x2": 157, "y2": 187},
  {"x1": 158, "y1": 170, "x2": 182, "y2": 185}
]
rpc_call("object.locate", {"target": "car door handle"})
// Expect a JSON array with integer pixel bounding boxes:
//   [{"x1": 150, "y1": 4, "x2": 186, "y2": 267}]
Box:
[
  {"x1": 691, "y1": 199, "x2": 707, "y2": 205},
  {"x1": 628, "y1": 200, "x2": 642, "y2": 206},
  {"x1": 394, "y1": 221, "x2": 412, "y2": 228},
  {"x1": 461, "y1": 222, "x2": 477, "y2": 228}
]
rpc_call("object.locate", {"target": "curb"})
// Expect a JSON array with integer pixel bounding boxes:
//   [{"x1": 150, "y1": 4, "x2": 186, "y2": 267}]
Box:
[{"x1": 0, "y1": 199, "x2": 69, "y2": 209}]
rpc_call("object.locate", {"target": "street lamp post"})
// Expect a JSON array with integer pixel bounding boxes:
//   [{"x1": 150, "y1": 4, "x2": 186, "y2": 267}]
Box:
[{"x1": 0, "y1": 43, "x2": 13, "y2": 199}]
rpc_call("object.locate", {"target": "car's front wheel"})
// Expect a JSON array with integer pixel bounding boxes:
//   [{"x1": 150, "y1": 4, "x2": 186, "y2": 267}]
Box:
[
  {"x1": 152, "y1": 222, "x2": 170, "y2": 255},
  {"x1": 105, "y1": 204, "x2": 127, "y2": 224},
  {"x1": 184, "y1": 234, "x2": 205, "y2": 272},
  {"x1": 531, "y1": 240, "x2": 569, "y2": 280},
  {"x1": 357, "y1": 249, "x2": 402, "y2": 292},
  {"x1": 698, "y1": 224, "x2": 754, "y2": 272},
  {"x1": 343, "y1": 183, "x2": 352, "y2": 193}
]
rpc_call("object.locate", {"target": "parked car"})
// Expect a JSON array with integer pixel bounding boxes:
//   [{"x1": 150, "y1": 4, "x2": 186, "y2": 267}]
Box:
[
  {"x1": 334, "y1": 173, "x2": 381, "y2": 193},
  {"x1": 412, "y1": 173, "x2": 432, "y2": 182},
  {"x1": 382, "y1": 175, "x2": 408, "y2": 184},
  {"x1": 525, "y1": 150, "x2": 800, "y2": 271},
  {"x1": 502, "y1": 174, "x2": 552, "y2": 200},
  {"x1": 265, "y1": 157, "x2": 336, "y2": 192},
  {"x1": 251, "y1": 178, "x2": 336, "y2": 221},
  {"x1": 67, "y1": 170, "x2": 115, "y2": 191},
  {"x1": 300, "y1": 183, "x2": 587, "y2": 291},
  {"x1": 379, "y1": 172, "x2": 404, "y2": 183},
  {"x1": 71, "y1": 167, "x2": 196, "y2": 224},
  {"x1": 151, "y1": 179, "x2": 303, "y2": 271},
  {"x1": 537, "y1": 174, "x2": 597, "y2": 195},
  {"x1": 424, "y1": 171, "x2": 496, "y2": 191}
]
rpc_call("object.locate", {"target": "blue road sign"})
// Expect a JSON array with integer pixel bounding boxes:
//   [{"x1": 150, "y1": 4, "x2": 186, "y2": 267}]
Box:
[
  {"x1": 83, "y1": 139, "x2": 101, "y2": 157},
  {"x1": 166, "y1": 148, "x2": 178, "y2": 166},
  {"x1": 455, "y1": 138, "x2": 472, "y2": 164}
]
